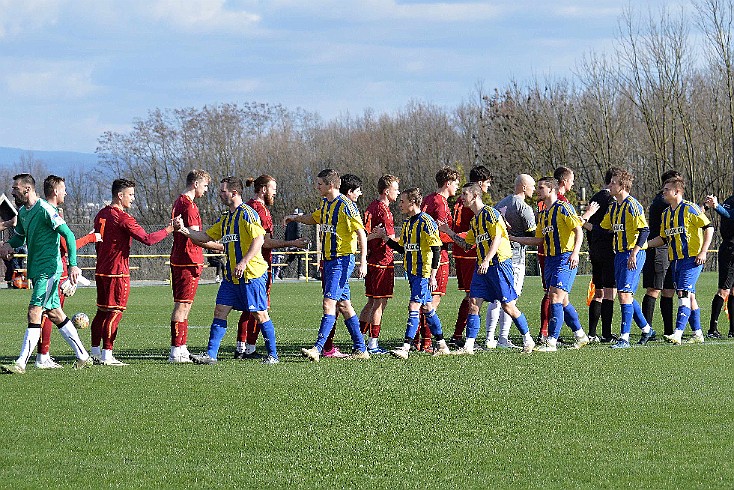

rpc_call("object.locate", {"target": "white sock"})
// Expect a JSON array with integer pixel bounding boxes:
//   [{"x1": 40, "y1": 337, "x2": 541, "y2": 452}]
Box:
[
  {"x1": 694, "y1": 330, "x2": 704, "y2": 338},
  {"x1": 498, "y1": 311, "x2": 512, "y2": 341},
  {"x1": 641, "y1": 325, "x2": 651, "y2": 334},
  {"x1": 16, "y1": 327, "x2": 41, "y2": 368},
  {"x1": 170, "y1": 346, "x2": 178, "y2": 358},
  {"x1": 101, "y1": 349, "x2": 114, "y2": 361},
  {"x1": 401, "y1": 342, "x2": 411, "y2": 351},
  {"x1": 236, "y1": 341, "x2": 246, "y2": 353},
  {"x1": 437, "y1": 339, "x2": 447, "y2": 349},
  {"x1": 368, "y1": 337, "x2": 378, "y2": 349},
  {"x1": 485, "y1": 301, "x2": 500, "y2": 340},
  {"x1": 245, "y1": 343, "x2": 256, "y2": 355},
  {"x1": 59, "y1": 322, "x2": 89, "y2": 360},
  {"x1": 91, "y1": 346, "x2": 102, "y2": 358},
  {"x1": 547, "y1": 337, "x2": 558, "y2": 348},
  {"x1": 523, "y1": 332, "x2": 532, "y2": 344},
  {"x1": 621, "y1": 332, "x2": 630, "y2": 341},
  {"x1": 464, "y1": 337, "x2": 475, "y2": 351},
  {"x1": 180, "y1": 344, "x2": 190, "y2": 356},
  {"x1": 37, "y1": 352, "x2": 49, "y2": 363},
  {"x1": 574, "y1": 329, "x2": 587, "y2": 339}
]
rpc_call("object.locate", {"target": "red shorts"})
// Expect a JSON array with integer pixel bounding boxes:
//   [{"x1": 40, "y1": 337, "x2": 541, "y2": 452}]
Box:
[
  {"x1": 365, "y1": 264, "x2": 394, "y2": 298},
  {"x1": 434, "y1": 260, "x2": 449, "y2": 296},
  {"x1": 96, "y1": 275, "x2": 130, "y2": 310},
  {"x1": 171, "y1": 265, "x2": 202, "y2": 303},
  {"x1": 455, "y1": 257, "x2": 476, "y2": 292}
]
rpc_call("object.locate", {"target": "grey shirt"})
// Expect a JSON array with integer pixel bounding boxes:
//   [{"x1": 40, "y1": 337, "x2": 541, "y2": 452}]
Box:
[{"x1": 495, "y1": 194, "x2": 536, "y2": 261}]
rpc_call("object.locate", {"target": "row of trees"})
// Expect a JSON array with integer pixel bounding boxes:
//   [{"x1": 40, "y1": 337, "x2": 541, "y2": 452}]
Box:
[{"x1": 5, "y1": 1, "x2": 734, "y2": 241}]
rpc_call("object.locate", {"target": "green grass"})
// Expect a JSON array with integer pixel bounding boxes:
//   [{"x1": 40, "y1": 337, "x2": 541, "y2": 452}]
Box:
[{"x1": 1, "y1": 273, "x2": 734, "y2": 488}]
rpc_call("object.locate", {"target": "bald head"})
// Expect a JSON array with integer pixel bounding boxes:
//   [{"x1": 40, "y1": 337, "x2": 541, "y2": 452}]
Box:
[{"x1": 514, "y1": 174, "x2": 536, "y2": 198}]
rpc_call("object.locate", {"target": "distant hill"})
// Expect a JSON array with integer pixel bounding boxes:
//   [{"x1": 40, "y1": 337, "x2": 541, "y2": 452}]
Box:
[{"x1": 0, "y1": 146, "x2": 98, "y2": 173}]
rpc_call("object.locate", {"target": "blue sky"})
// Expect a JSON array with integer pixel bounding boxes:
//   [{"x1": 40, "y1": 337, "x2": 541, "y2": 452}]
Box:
[{"x1": 0, "y1": 0, "x2": 682, "y2": 153}]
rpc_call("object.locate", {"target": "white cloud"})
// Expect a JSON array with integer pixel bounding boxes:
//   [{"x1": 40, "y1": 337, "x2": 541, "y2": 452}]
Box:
[
  {"x1": 0, "y1": 0, "x2": 62, "y2": 38},
  {"x1": 144, "y1": 0, "x2": 260, "y2": 31},
  {"x1": 3, "y1": 62, "x2": 98, "y2": 99}
]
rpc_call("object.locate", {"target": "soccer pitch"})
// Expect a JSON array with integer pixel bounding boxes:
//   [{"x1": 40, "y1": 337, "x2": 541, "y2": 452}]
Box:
[{"x1": 1, "y1": 274, "x2": 733, "y2": 488}]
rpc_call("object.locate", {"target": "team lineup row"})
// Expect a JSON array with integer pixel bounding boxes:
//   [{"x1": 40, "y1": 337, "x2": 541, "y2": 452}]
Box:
[{"x1": 1, "y1": 163, "x2": 733, "y2": 372}]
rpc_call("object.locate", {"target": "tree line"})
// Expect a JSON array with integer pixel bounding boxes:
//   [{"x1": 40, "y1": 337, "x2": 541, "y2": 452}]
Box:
[{"x1": 4, "y1": 1, "x2": 734, "y2": 249}]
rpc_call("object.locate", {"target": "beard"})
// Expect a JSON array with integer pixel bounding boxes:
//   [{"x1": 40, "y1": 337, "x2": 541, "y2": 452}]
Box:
[
  {"x1": 13, "y1": 194, "x2": 24, "y2": 206},
  {"x1": 264, "y1": 194, "x2": 275, "y2": 206}
]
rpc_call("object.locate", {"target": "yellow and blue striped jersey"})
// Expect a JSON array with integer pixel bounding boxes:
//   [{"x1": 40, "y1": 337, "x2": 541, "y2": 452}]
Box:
[
  {"x1": 206, "y1": 203, "x2": 268, "y2": 283},
  {"x1": 311, "y1": 194, "x2": 365, "y2": 260},
  {"x1": 600, "y1": 195, "x2": 648, "y2": 252},
  {"x1": 660, "y1": 200, "x2": 711, "y2": 260},
  {"x1": 535, "y1": 200, "x2": 582, "y2": 257},
  {"x1": 398, "y1": 212, "x2": 442, "y2": 278},
  {"x1": 465, "y1": 206, "x2": 512, "y2": 265}
]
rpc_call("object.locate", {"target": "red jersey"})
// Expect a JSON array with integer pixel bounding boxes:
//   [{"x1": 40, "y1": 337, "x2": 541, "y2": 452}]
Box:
[
  {"x1": 94, "y1": 205, "x2": 170, "y2": 276},
  {"x1": 421, "y1": 192, "x2": 453, "y2": 249},
  {"x1": 59, "y1": 232, "x2": 98, "y2": 278},
  {"x1": 247, "y1": 198, "x2": 273, "y2": 265},
  {"x1": 364, "y1": 199, "x2": 395, "y2": 266},
  {"x1": 451, "y1": 197, "x2": 476, "y2": 258},
  {"x1": 170, "y1": 194, "x2": 204, "y2": 267}
]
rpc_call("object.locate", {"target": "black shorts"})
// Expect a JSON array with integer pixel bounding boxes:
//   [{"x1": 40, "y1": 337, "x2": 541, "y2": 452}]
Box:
[
  {"x1": 718, "y1": 241, "x2": 734, "y2": 290},
  {"x1": 590, "y1": 251, "x2": 616, "y2": 289},
  {"x1": 642, "y1": 246, "x2": 673, "y2": 290}
]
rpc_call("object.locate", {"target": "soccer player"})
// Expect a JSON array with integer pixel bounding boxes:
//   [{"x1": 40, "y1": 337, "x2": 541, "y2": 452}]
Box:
[
  {"x1": 0, "y1": 174, "x2": 92, "y2": 374},
  {"x1": 321, "y1": 173, "x2": 363, "y2": 358},
  {"x1": 583, "y1": 169, "x2": 655, "y2": 348},
  {"x1": 584, "y1": 169, "x2": 617, "y2": 343},
  {"x1": 511, "y1": 176, "x2": 590, "y2": 352},
  {"x1": 450, "y1": 165, "x2": 493, "y2": 347},
  {"x1": 374, "y1": 187, "x2": 450, "y2": 359},
  {"x1": 419, "y1": 166, "x2": 459, "y2": 352},
  {"x1": 537, "y1": 166, "x2": 575, "y2": 342},
  {"x1": 168, "y1": 169, "x2": 212, "y2": 363},
  {"x1": 176, "y1": 176, "x2": 281, "y2": 364},
  {"x1": 90, "y1": 179, "x2": 174, "y2": 366},
  {"x1": 234, "y1": 174, "x2": 308, "y2": 359},
  {"x1": 287, "y1": 169, "x2": 369, "y2": 362},
  {"x1": 647, "y1": 176, "x2": 713, "y2": 344},
  {"x1": 704, "y1": 190, "x2": 734, "y2": 337},
  {"x1": 37, "y1": 179, "x2": 100, "y2": 369},
  {"x1": 440, "y1": 183, "x2": 535, "y2": 354},
  {"x1": 484, "y1": 173, "x2": 536, "y2": 349},
  {"x1": 641, "y1": 170, "x2": 680, "y2": 336},
  {"x1": 358, "y1": 174, "x2": 400, "y2": 354}
]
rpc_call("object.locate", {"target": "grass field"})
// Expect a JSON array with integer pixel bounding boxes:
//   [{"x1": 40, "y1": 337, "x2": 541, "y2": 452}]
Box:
[{"x1": 1, "y1": 273, "x2": 734, "y2": 488}]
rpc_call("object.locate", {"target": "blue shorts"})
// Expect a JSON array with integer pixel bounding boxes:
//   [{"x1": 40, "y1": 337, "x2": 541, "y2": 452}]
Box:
[
  {"x1": 323, "y1": 255, "x2": 354, "y2": 301},
  {"x1": 543, "y1": 252, "x2": 577, "y2": 293},
  {"x1": 407, "y1": 273, "x2": 432, "y2": 304},
  {"x1": 672, "y1": 257, "x2": 703, "y2": 293},
  {"x1": 614, "y1": 249, "x2": 646, "y2": 293},
  {"x1": 215, "y1": 273, "x2": 269, "y2": 312},
  {"x1": 470, "y1": 259, "x2": 518, "y2": 304}
]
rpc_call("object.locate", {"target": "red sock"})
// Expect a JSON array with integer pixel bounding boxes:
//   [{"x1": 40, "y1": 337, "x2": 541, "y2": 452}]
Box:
[
  {"x1": 370, "y1": 324, "x2": 381, "y2": 338},
  {"x1": 245, "y1": 315, "x2": 260, "y2": 345},
  {"x1": 90, "y1": 309, "x2": 107, "y2": 348},
  {"x1": 103, "y1": 310, "x2": 123, "y2": 350},
  {"x1": 39, "y1": 317, "x2": 53, "y2": 355},
  {"x1": 453, "y1": 297, "x2": 471, "y2": 339},
  {"x1": 237, "y1": 311, "x2": 249, "y2": 343},
  {"x1": 323, "y1": 325, "x2": 336, "y2": 352},
  {"x1": 541, "y1": 294, "x2": 551, "y2": 337},
  {"x1": 171, "y1": 320, "x2": 188, "y2": 347},
  {"x1": 359, "y1": 320, "x2": 370, "y2": 335}
]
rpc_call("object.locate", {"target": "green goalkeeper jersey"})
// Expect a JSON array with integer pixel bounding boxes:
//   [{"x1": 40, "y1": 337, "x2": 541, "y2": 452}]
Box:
[{"x1": 12, "y1": 199, "x2": 65, "y2": 278}]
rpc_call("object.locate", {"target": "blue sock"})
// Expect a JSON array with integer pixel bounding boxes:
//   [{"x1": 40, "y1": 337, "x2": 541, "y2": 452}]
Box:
[
  {"x1": 405, "y1": 310, "x2": 420, "y2": 339},
  {"x1": 206, "y1": 318, "x2": 228, "y2": 359},
  {"x1": 563, "y1": 303, "x2": 582, "y2": 332},
  {"x1": 315, "y1": 314, "x2": 337, "y2": 352},
  {"x1": 688, "y1": 308, "x2": 701, "y2": 332},
  {"x1": 425, "y1": 309, "x2": 443, "y2": 337},
  {"x1": 345, "y1": 315, "x2": 366, "y2": 351},
  {"x1": 259, "y1": 320, "x2": 278, "y2": 359},
  {"x1": 620, "y1": 303, "x2": 634, "y2": 335},
  {"x1": 513, "y1": 313, "x2": 529, "y2": 335},
  {"x1": 676, "y1": 306, "x2": 692, "y2": 332},
  {"x1": 632, "y1": 299, "x2": 647, "y2": 328},
  {"x1": 466, "y1": 314, "x2": 480, "y2": 339},
  {"x1": 550, "y1": 303, "x2": 564, "y2": 339}
]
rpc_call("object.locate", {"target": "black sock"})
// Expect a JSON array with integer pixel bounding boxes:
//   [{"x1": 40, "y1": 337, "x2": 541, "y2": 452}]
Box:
[
  {"x1": 601, "y1": 299, "x2": 615, "y2": 339},
  {"x1": 588, "y1": 301, "x2": 601, "y2": 337},
  {"x1": 711, "y1": 295, "x2": 725, "y2": 332},
  {"x1": 728, "y1": 295, "x2": 734, "y2": 334},
  {"x1": 660, "y1": 296, "x2": 674, "y2": 336},
  {"x1": 642, "y1": 294, "x2": 657, "y2": 327}
]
